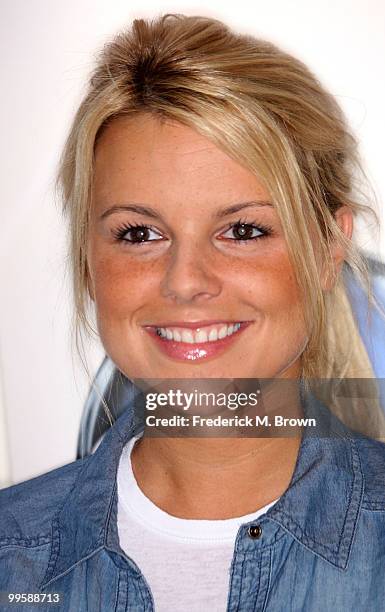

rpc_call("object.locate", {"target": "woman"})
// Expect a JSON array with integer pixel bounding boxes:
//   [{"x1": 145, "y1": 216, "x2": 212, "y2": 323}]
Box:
[{"x1": 1, "y1": 13, "x2": 385, "y2": 611}]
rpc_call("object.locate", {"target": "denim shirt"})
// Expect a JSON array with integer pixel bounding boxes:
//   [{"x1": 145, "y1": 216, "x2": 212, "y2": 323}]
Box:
[{"x1": 1, "y1": 388, "x2": 385, "y2": 611}]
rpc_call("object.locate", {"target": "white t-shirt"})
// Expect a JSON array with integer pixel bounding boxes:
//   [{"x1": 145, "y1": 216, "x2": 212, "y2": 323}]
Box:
[{"x1": 117, "y1": 435, "x2": 279, "y2": 611}]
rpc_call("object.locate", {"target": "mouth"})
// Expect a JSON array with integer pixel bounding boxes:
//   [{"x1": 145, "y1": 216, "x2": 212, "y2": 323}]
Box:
[{"x1": 142, "y1": 320, "x2": 253, "y2": 362}]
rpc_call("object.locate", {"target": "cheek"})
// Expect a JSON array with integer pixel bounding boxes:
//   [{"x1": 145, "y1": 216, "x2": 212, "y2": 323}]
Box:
[
  {"x1": 232, "y1": 253, "x2": 303, "y2": 315},
  {"x1": 89, "y1": 251, "x2": 160, "y2": 319}
]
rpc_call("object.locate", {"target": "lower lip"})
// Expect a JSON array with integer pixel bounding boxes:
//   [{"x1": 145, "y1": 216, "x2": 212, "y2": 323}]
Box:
[{"x1": 143, "y1": 322, "x2": 253, "y2": 362}]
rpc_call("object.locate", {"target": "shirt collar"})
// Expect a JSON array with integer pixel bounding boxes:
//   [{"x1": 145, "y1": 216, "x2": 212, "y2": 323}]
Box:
[
  {"x1": 267, "y1": 387, "x2": 364, "y2": 569},
  {"x1": 40, "y1": 380, "x2": 363, "y2": 588}
]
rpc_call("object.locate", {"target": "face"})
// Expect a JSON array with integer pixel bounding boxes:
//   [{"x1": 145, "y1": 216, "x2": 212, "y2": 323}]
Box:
[{"x1": 87, "y1": 113, "x2": 310, "y2": 380}]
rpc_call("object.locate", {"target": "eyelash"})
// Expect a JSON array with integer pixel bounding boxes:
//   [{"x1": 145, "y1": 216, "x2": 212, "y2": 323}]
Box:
[
  {"x1": 111, "y1": 219, "x2": 273, "y2": 247},
  {"x1": 222, "y1": 218, "x2": 273, "y2": 244}
]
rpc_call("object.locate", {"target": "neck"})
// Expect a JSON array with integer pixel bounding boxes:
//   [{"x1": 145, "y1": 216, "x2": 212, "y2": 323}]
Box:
[{"x1": 131, "y1": 435, "x2": 301, "y2": 519}]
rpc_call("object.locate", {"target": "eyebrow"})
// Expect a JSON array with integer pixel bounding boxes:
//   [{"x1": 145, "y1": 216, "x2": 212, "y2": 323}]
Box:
[{"x1": 99, "y1": 200, "x2": 273, "y2": 221}]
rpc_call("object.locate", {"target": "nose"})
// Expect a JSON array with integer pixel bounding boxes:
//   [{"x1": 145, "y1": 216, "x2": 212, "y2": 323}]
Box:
[{"x1": 160, "y1": 242, "x2": 222, "y2": 304}]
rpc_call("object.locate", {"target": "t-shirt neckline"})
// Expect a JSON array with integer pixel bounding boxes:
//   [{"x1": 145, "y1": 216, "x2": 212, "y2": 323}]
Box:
[{"x1": 117, "y1": 434, "x2": 279, "y2": 542}]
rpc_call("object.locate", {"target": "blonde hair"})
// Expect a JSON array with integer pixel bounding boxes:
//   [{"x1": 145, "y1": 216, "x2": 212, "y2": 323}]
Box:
[{"x1": 57, "y1": 13, "x2": 385, "y2": 438}]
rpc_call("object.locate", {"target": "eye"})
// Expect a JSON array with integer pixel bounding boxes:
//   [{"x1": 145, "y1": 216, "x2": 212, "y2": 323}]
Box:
[
  {"x1": 112, "y1": 222, "x2": 164, "y2": 245},
  {"x1": 219, "y1": 220, "x2": 273, "y2": 244}
]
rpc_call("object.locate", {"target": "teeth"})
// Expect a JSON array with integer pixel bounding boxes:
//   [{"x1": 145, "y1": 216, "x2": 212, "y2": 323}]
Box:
[
  {"x1": 196, "y1": 330, "x2": 208, "y2": 343},
  {"x1": 208, "y1": 329, "x2": 218, "y2": 342},
  {"x1": 155, "y1": 322, "x2": 243, "y2": 344},
  {"x1": 181, "y1": 330, "x2": 194, "y2": 343}
]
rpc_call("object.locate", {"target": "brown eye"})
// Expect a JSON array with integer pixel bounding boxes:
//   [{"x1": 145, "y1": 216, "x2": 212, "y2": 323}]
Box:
[
  {"x1": 112, "y1": 223, "x2": 164, "y2": 245},
  {"x1": 129, "y1": 226, "x2": 150, "y2": 242},
  {"x1": 232, "y1": 223, "x2": 255, "y2": 240},
  {"x1": 219, "y1": 221, "x2": 272, "y2": 243}
]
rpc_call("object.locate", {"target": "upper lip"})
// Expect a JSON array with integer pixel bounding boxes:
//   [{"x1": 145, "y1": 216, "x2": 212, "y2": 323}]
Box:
[{"x1": 143, "y1": 320, "x2": 251, "y2": 329}]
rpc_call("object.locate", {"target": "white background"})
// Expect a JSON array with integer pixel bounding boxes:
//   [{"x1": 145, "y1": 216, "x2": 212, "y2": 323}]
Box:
[{"x1": 1, "y1": 0, "x2": 384, "y2": 487}]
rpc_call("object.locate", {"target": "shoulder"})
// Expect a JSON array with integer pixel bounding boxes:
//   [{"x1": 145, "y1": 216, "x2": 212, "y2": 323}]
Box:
[
  {"x1": 0, "y1": 456, "x2": 88, "y2": 545},
  {"x1": 354, "y1": 434, "x2": 385, "y2": 510}
]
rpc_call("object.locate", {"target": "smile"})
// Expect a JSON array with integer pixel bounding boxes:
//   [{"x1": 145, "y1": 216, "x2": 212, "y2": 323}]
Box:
[
  {"x1": 156, "y1": 322, "x2": 241, "y2": 343},
  {"x1": 143, "y1": 320, "x2": 252, "y2": 362}
]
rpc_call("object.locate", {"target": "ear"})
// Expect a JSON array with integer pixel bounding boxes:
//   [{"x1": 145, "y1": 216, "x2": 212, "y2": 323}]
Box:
[{"x1": 321, "y1": 205, "x2": 354, "y2": 292}]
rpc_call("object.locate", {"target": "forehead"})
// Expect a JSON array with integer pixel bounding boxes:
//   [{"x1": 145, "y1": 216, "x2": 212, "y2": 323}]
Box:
[{"x1": 92, "y1": 113, "x2": 270, "y2": 206}]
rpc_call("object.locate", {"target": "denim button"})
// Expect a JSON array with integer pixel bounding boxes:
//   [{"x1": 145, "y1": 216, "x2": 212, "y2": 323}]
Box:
[{"x1": 247, "y1": 524, "x2": 262, "y2": 539}]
